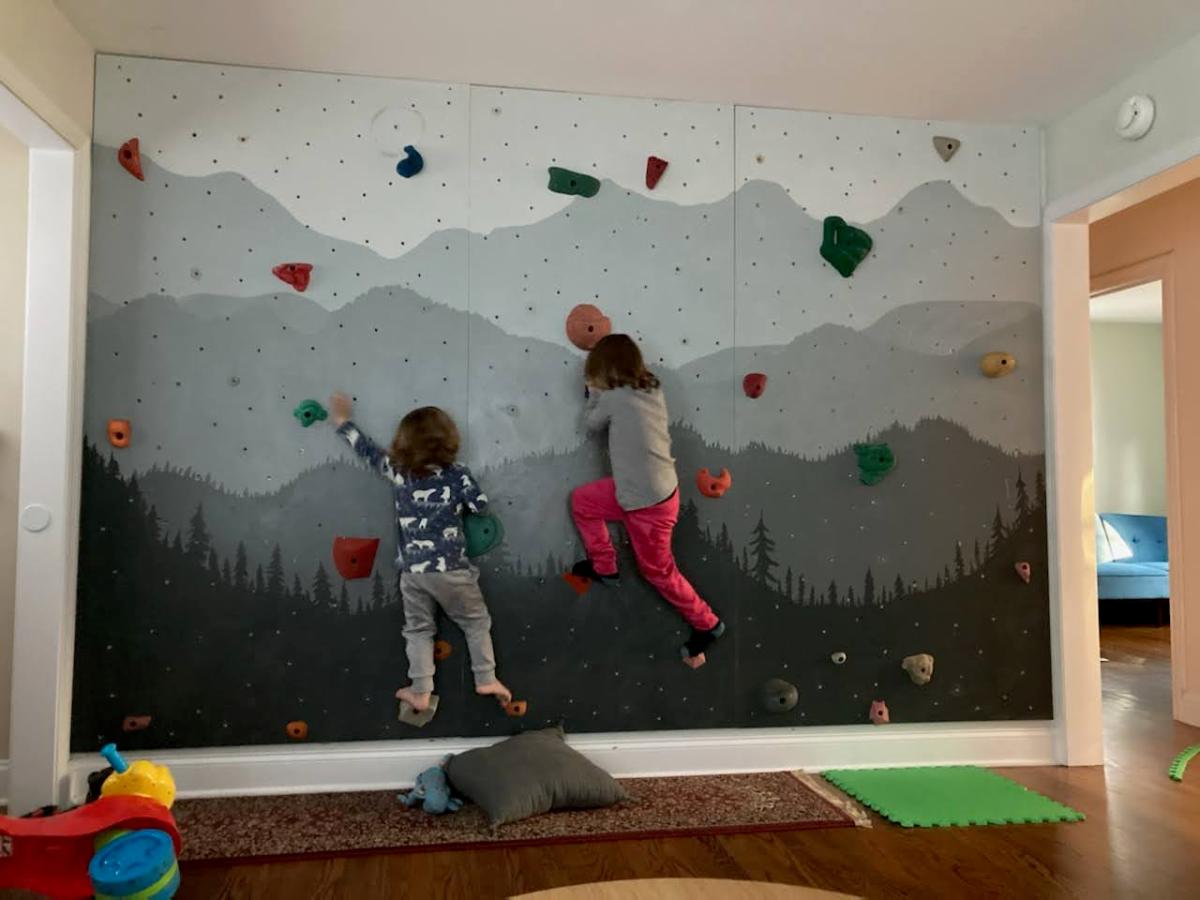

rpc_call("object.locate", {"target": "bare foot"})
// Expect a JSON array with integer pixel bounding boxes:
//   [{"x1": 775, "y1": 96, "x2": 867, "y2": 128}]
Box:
[
  {"x1": 476, "y1": 680, "x2": 513, "y2": 705},
  {"x1": 682, "y1": 653, "x2": 707, "y2": 670},
  {"x1": 396, "y1": 687, "x2": 431, "y2": 711}
]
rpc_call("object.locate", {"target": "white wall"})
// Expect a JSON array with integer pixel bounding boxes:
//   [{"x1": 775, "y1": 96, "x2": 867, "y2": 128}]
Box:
[{"x1": 1090, "y1": 321, "x2": 1167, "y2": 516}]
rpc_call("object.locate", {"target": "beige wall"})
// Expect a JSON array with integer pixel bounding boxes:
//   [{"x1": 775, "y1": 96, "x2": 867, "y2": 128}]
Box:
[{"x1": 1089, "y1": 321, "x2": 1167, "y2": 516}]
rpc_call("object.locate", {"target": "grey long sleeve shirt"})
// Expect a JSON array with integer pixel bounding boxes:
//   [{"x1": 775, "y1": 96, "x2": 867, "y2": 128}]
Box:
[{"x1": 583, "y1": 386, "x2": 679, "y2": 510}]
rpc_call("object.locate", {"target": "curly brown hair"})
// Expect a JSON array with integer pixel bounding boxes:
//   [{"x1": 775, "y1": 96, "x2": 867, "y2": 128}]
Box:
[
  {"x1": 389, "y1": 406, "x2": 460, "y2": 477},
  {"x1": 584, "y1": 334, "x2": 660, "y2": 392}
]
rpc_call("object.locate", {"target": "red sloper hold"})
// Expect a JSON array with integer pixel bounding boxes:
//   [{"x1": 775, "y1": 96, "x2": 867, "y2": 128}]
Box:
[
  {"x1": 118, "y1": 138, "x2": 145, "y2": 181},
  {"x1": 696, "y1": 467, "x2": 732, "y2": 498},
  {"x1": 333, "y1": 537, "x2": 380, "y2": 580},
  {"x1": 742, "y1": 373, "x2": 767, "y2": 399},
  {"x1": 272, "y1": 262, "x2": 313, "y2": 292},
  {"x1": 645, "y1": 155, "x2": 669, "y2": 190}
]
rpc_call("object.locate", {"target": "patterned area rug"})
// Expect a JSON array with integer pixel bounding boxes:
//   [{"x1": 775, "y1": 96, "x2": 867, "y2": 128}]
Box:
[{"x1": 176, "y1": 772, "x2": 856, "y2": 863}]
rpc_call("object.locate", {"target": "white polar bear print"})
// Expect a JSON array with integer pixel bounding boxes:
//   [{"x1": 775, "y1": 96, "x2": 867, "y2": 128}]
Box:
[
  {"x1": 440, "y1": 486, "x2": 452, "y2": 502},
  {"x1": 443, "y1": 526, "x2": 459, "y2": 539},
  {"x1": 399, "y1": 517, "x2": 417, "y2": 528},
  {"x1": 408, "y1": 560, "x2": 432, "y2": 574},
  {"x1": 435, "y1": 557, "x2": 448, "y2": 572},
  {"x1": 461, "y1": 474, "x2": 472, "y2": 488},
  {"x1": 407, "y1": 539, "x2": 435, "y2": 551},
  {"x1": 411, "y1": 488, "x2": 437, "y2": 503},
  {"x1": 418, "y1": 518, "x2": 429, "y2": 529}
]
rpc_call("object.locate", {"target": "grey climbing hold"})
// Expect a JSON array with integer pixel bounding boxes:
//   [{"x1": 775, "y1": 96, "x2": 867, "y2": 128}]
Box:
[
  {"x1": 933, "y1": 136, "x2": 961, "y2": 162},
  {"x1": 902, "y1": 653, "x2": 935, "y2": 685},
  {"x1": 831, "y1": 651, "x2": 847, "y2": 665},
  {"x1": 760, "y1": 677, "x2": 798, "y2": 714},
  {"x1": 398, "y1": 693, "x2": 439, "y2": 727}
]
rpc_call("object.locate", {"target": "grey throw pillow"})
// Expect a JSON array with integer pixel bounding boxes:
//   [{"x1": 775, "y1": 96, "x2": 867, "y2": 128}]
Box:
[{"x1": 445, "y1": 726, "x2": 628, "y2": 826}]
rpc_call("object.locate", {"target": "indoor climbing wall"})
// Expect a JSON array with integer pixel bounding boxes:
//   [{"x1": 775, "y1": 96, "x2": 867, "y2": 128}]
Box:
[{"x1": 74, "y1": 53, "x2": 1050, "y2": 753}]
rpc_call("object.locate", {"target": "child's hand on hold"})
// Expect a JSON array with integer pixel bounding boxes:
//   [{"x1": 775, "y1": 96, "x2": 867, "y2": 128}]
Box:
[{"x1": 329, "y1": 392, "x2": 353, "y2": 427}]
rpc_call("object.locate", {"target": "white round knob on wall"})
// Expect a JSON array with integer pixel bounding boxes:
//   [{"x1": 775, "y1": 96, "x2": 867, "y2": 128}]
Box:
[
  {"x1": 1116, "y1": 95, "x2": 1155, "y2": 140},
  {"x1": 20, "y1": 504, "x2": 51, "y2": 533}
]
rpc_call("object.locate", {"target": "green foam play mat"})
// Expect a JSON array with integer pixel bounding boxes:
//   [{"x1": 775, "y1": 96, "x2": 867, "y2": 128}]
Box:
[{"x1": 822, "y1": 766, "x2": 1085, "y2": 828}]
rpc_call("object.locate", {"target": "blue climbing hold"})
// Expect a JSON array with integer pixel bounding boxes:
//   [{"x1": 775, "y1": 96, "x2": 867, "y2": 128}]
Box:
[{"x1": 396, "y1": 145, "x2": 424, "y2": 178}]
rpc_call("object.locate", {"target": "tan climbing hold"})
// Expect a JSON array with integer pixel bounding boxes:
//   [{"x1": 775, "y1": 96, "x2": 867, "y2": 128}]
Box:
[
  {"x1": 980, "y1": 352, "x2": 1017, "y2": 378},
  {"x1": 933, "y1": 136, "x2": 961, "y2": 162},
  {"x1": 902, "y1": 653, "x2": 935, "y2": 685}
]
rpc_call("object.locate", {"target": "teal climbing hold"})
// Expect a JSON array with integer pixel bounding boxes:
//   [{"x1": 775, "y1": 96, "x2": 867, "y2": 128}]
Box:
[
  {"x1": 854, "y1": 442, "x2": 895, "y2": 485},
  {"x1": 396, "y1": 145, "x2": 424, "y2": 178},
  {"x1": 547, "y1": 166, "x2": 600, "y2": 198},
  {"x1": 820, "y1": 216, "x2": 873, "y2": 278},
  {"x1": 293, "y1": 399, "x2": 328, "y2": 428},
  {"x1": 463, "y1": 512, "x2": 504, "y2": 558},
  {"x1": 1169, "y1": 744, "x2": 1200, "y2": 781}
]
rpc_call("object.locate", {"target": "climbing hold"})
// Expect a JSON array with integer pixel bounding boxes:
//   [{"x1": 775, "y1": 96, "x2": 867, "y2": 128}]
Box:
[
  {"x1": 285, "y1": 720, "x2": 308, "y2": 740},
  {"x1": 819, "y1": 216, "x2": 873, "y2": 278},
  {"x1": 117, "y1": 138, "x2": 145, "y2": 181},
  {"x1": 562, "y1": 571, "x2": 592, "y2": 596},
  {"x1": 869, "y1": 700, "x2": 890, "y2": 725},
  {"x1": 645, "y1": 155, "x2": 669, "y2": 190},
  {"x1": 121, "y1": 715, "x2": 152, "y2": 733},
  {"x1": 1169, "y1": 744, "x2": 1200, "y2": 781},
  {"x1": 433, "y1": 639, "x2": 453, "y2": 662},
  {"x1": 932, "y1": 136, "x2": 961, "y2": 162},
  {"x1": 272, "y1": 262, "x2": 313, "y2": 292},
  {"x1": 760, "y1": 677, "x2": 798, "y2": 714},
  {"x1": 107, "y1": 419, "x2": 132, "y2": 448},
  {"x1": 1015, "y1": 561, "x2": 1032, "y2": 584},
  {"x1": 902, "y1": 653, "x2": 935, "y2": 685},
  {"x1": 742, "y1": 373, "x2": 767, "y2": 399},
  {"x1": 547, "y1": 166, "x2": 600, "y2": 198},
  {"x1": 395, "y1": 144, "x2": 424, "y2": 178},
  {"x1": 504, "y1": 700, "x2": 528, "y2": 717},
  {"x1": 980, "y1": 352, "x2": 1017, "y2": 378},
  {"x1": 293, "y1": 398, "x2": 328, "y2": 427},
  {"x1": 565, "y1": 303, "x2": 612, "y2": 350},
  {"x1": 854, "y1": 443, "x2": 895, "y2": 485},
  {"x1": 464, "y1": 512, "x2": 504, "y2": 558},
  {"x1": 333, "y1": 536, "x2": 381, "y2": 580},
  {"x1": 831, "y1": 651, "x2": 847, "y2": 665},
  {"x1": 696, "y1": 467, "x2": 732, "y2": 498},
  {"x1": 399, "y1": 693, "x2": 439, "y2": 728}
]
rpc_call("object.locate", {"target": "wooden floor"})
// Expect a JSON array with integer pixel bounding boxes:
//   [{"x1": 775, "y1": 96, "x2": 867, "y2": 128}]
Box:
[{"x1": 180, "y1": 626, "x2": 1200, "y2": 899}]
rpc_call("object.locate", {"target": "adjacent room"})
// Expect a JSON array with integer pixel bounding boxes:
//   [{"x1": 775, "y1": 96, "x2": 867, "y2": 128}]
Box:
[{"x1": 2, "y1": 2, "x2": 1199, "y2": 897}]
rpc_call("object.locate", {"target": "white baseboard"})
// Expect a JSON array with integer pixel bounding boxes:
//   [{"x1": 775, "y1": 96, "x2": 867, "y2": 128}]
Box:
[{"x1": 65, "y1": 721, "x2": 1056, "y2": 801}]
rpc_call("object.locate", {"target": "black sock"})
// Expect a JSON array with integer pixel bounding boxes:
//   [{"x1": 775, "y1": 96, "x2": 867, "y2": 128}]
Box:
[{"x1": 684, "y1": 621, "x2": 725, "y2": 657}]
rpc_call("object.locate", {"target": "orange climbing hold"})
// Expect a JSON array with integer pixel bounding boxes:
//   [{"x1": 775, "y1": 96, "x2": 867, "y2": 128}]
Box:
[
  {"x1": 696, "y1": 467, "x2": 732, "y2": 498},
  {"x1": 332, "y1": 537, "x2": 380, "y2": 580},
  {"x1": 434, "y1": 639, "x2": 452, "y2": 661},
  {"x1": 1015, "y1": 561, "x2": 1032, "y2": 584},
  {"x1": 272, "y1": 262, "x2": 313, "y2": 292},
  {"x1": 565, "y1": 303, "x2": 612, "y2": 351},
  {"x1": 108, "y1": 419, "x2": 132, "y2": 448},
  {"x1": 285, "y1": 721, "x2": 308, "y2": 740},
  {"x1": 118, "y1": 138, "x2": 144, "y2": 181},
  {"x1": 645, "y1": 155, "x2": 669, "y2": 190},
  {"x1": 742, "y1": 373, "x2": 767, "y2": 399},
  {"x1": 504, "y1": 700, "x2": 528, "y2": 717},
  {"x1": 121, "y1": 715, "x2": 152, "y2": 733},
  {"x1": 562, "y1": 571, "x2": 592, "y2": 596}
]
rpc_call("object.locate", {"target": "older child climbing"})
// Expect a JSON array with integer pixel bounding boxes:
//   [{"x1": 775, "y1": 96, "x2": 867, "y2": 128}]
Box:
[
  {"x1": 571, "y1": 334, "x2": 726, "y2": 668},
  {"x1": 328, "y1": 394, "x2": 511, "y2": 714}
]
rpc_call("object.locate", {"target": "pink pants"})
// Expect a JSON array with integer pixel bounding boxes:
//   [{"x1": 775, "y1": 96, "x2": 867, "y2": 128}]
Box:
[{"x1": 570, "y1": 478, "x2": 719, "y2": 632}]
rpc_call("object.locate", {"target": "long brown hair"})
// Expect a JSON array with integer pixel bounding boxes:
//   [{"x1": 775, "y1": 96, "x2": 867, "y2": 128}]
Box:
[
  {"x1": 389, "y1": 406, "x2": 460, "y2": 477},
  {"x1": 584, "y1": 334, "x2": 660, "y2": 392}
]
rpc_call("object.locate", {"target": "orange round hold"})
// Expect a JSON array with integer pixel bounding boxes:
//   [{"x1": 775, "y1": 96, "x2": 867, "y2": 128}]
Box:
[
  {"x1": 108, "y1": 418, "x2": 132, "y2": 448},
  {"x1": 504, "y1": 700, "x2": 528, "y2": 717},
  {"x1": 286, "y1": 720, "x2": 308, "y2": 740},
  {"x1": 565, "y1": 303, "x2": 612, "y2": 350},
  {"x1": 434, "y1": 639, "x2": 452, "y2": 661}
]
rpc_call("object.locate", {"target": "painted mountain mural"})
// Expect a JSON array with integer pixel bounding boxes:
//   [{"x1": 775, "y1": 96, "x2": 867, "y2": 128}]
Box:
[{"x1": 76, "y1": 78, "x2": 1050, "y2": 752}]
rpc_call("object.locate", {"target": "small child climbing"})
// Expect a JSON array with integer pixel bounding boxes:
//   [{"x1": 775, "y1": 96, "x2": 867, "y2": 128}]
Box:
[
  {"x1": 570, "y1": 334, "x2": 726, "y2": 668},
  {"x1": 329, "y1": 394, "x2": 511, "y2": 714}
]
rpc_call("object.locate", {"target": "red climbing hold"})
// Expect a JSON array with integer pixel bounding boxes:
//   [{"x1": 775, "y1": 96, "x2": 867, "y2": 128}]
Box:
[
  {"x1": 332, "y1": 537, "x2": 380, "y2": 580},
  {"x1": 645, "y1": 155, "x2": 669, "y2": 190},
  {"x1": 121, "y1": 715, "x2": 151, "y2": 733},
  {"x1": 696, "y1": 467, "x2": 732, "y2": 498},
  {"x1": 286, "y1": 720, "x2": 308, "y2": 740},
  {"x1": 565, "y1": 303, "x2": 612, "y2": 351},
  {"x1": 562, "y1": 571, "x2": 592, "y2": 596},
  {"x1": 504, "y1": 700, "x2": 528, "y2": 717},
  {"x1": 108, "y1": 419, "x2": 132, "y2": 448},
  {"x1": 118, "y1": 138, "x2": 144, "y2": 181},
  {"x1": 870, "y1": 700, "x2": 890, "y2": 725},
  {"x1": 434, "y1": 639, "x2": 452, "y2": 661},
  {"x1": 272, "y1": 262, "x2": 313, "y2": 292},
  {"x1": 1015, "y1": 561, "x2": 1032, "y2": 584},
  {"x1": 742, "y1": 373, "x2": 767, "y2": 399}
]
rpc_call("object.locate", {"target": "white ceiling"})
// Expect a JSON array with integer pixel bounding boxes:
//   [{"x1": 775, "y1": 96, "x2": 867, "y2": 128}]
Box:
[
  {"x1": 1091, "y1": 281, "x2": 1163, "y2": 323},
  {"x1": 54, "y1": 0, "x2": 1200, "y2": 123}
]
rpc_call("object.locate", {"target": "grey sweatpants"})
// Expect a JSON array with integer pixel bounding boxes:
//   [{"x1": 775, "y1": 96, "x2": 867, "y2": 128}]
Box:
[{"x1": 400, "y1": 565, "x2": 498, "y2": 694}]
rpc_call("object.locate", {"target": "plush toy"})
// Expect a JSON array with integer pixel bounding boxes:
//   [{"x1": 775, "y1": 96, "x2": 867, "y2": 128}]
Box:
[{"x1": 400, "y1": 765, "x2": 462, "y2": 814}]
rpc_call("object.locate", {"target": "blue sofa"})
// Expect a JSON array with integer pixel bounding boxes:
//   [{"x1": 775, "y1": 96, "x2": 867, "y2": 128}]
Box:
[{"x1": 1096, "y1": 513, "x2": 1169, "y2": 601}]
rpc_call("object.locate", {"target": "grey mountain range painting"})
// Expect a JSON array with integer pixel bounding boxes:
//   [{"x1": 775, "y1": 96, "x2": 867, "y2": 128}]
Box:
[{"x1": 74, "y1": 120, "x2": 1051, "y2": 752}]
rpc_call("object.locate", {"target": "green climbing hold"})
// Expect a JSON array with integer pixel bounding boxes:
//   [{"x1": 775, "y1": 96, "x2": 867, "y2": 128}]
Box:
[
  {"x1": 854, "y1": 442, "x2": 895, "y2": 485},
  {"x1": 464, "y1": 512, "x2": 504, "y2": 558},
  {"x1": 547, "y1": 166, "x2": 600, "y2": 198},
  {"x1": 293, "y1": 399, "x2": 328, "y2": 428},
  {"x1": 820, "y1": 216, "x2": 873, "y2": 278},
  {"x1": 1169, "y1": 744, "x2": 1200, "y2": 781}
]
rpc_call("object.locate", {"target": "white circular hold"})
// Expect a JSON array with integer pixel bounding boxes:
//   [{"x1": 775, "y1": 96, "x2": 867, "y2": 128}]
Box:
[
  {"x1": 1116, "y1": 95, "x2": 1155, "y2": 141},
  {"x1": 831, "y1": 651, "x2": 847, "y2": 665},
  {"x1": 369, "y1": 105, "x2": 426, "y2": 157},
  {"x1": 21, "y1": 504, "x2": 51, "y2": 533}
]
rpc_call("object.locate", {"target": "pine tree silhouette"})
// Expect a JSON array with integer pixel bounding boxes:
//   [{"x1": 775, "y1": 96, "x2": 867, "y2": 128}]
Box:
[
  {"x1": 973, "y1": 539, "x2": 982, "y2": 573},
  {"x1": 338, "y1": 582, "x2": 351, "y2": 616},
  {"x1": 954, "y1": 542, "x2": 966, "y2": 581},
  {"x1": 371, "y1": 572, "x2": 386, "y2": 612},
  {"x1": 740, "y1": 546, "x2": 750, "y2": 574},
  {"x1": 987, "y1": 506, "x2": 1006, "y2": 559},
  {"x1": 826, "y1": 580, "x2": 838, "y2": 605},
  {"x1": 783, "y1": 566, "x2": 793, "y2": 602},
  {"x1": 234, "y1": 541, "x2": 249, "y2": 590},
  {"x1": 893, "y1": 574, "x2": 906, "y2": 602},
  {"x1": 185, "y1": 504, "x2": 211, "y2": 564},
  {"x1": 1013, "y1": 467, "x2": 1031, "y2": 529},
  {"x1": 253, "y1": 564, "x2": 265, "y2": 595},
  {"x1": 863, "y1": 568, "x2": 876, "y2": 606},
  {"x1": 312, "y1": 563, "x2": 334, "y2": 610},
  {"x1": 267, "y1": 545, "x2": 286, "y2": 601},
  {"x1": 748, "y1": 512, "x2": 779, "y2": 587}
]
